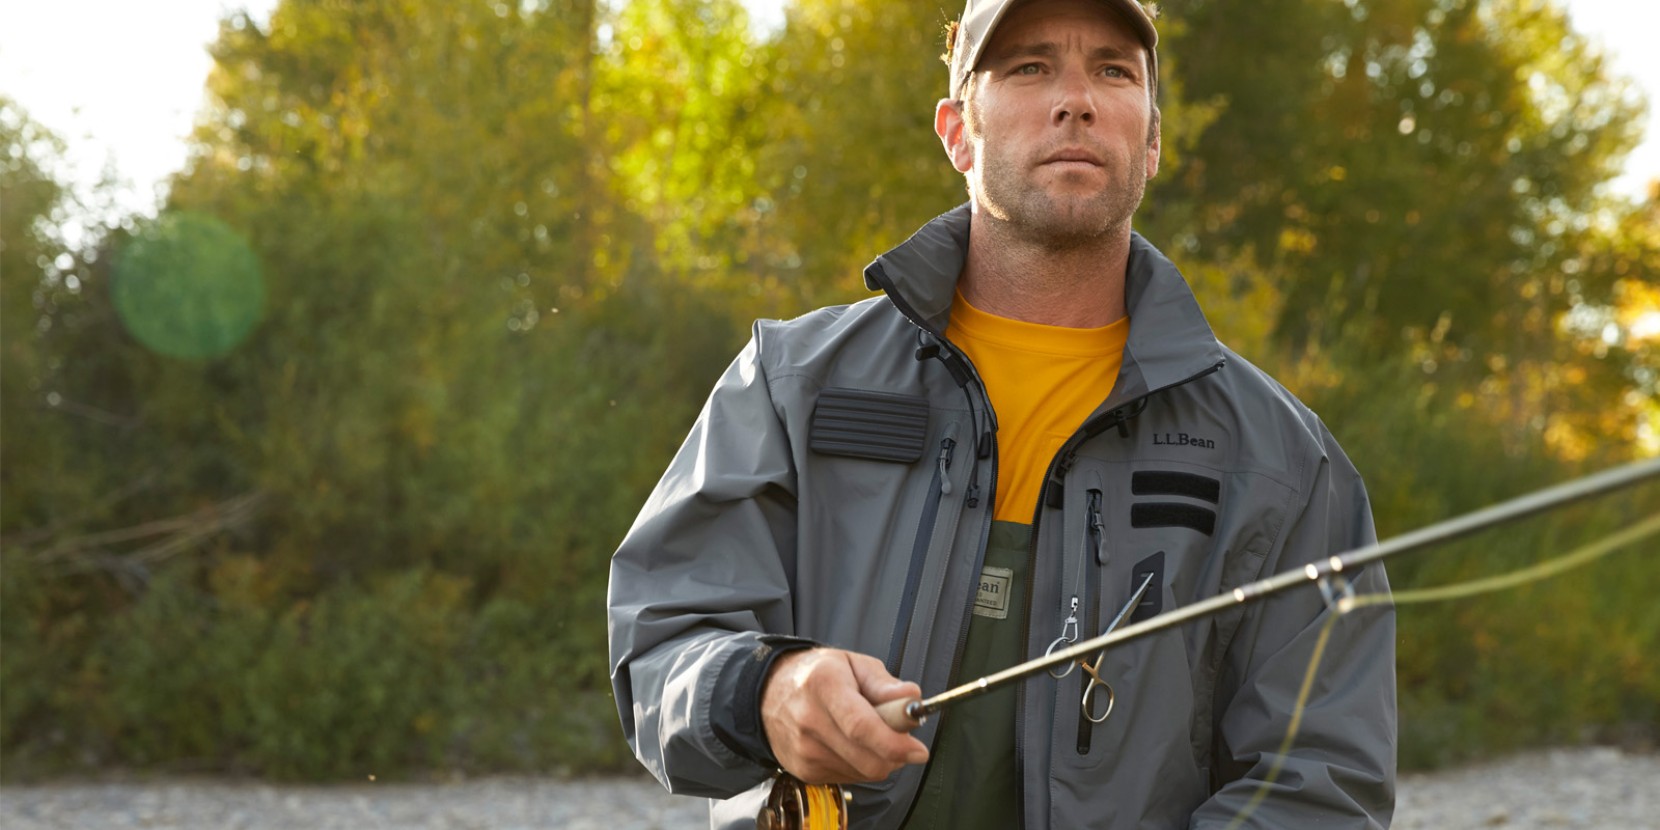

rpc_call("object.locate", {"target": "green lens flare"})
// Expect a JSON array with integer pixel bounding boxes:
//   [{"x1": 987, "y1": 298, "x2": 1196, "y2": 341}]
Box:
[{"x1": 112, "y1": 212, "x2": 265, "y2": 360}]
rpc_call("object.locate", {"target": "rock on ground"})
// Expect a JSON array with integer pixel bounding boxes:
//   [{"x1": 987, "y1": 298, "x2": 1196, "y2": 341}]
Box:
[{"x1": 2, "y1": 747, "x2": 1655, "y2": 829}]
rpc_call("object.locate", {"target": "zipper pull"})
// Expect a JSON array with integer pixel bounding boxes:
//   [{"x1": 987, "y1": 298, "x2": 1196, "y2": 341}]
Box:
[
  {"x1": 1088, "y1": 491, "x2": 1107, "y2": 565},
  {"x1": 937, "y1": 439, "x2": 955, "y2": 496},
  {"x1": 1046, "y1": 597, "x2": 1082, "y2": 678}
]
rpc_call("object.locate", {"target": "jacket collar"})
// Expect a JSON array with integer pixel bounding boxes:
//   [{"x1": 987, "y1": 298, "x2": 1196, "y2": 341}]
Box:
[{"x1": 863, "y1": 202, "x2": 1227, "y2": 404}]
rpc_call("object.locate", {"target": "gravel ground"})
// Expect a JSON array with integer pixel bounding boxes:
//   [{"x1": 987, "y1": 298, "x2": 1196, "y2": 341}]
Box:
[{"x1": 2, "y1": 747, "x2": 1654, "y2": 829}]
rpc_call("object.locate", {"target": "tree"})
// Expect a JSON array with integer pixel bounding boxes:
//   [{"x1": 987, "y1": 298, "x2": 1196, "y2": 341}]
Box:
[{"x1": 1152, "y1": 0, "x2": 1649, "y2": 458}]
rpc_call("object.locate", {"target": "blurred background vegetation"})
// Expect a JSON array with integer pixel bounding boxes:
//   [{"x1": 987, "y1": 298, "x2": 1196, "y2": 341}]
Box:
[{"x1": 2, "y1": 0, "x2": 1657, "y2": 781}]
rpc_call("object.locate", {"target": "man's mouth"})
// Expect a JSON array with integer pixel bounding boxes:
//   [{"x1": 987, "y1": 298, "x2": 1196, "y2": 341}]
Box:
[{"x1": 1042, "y1": 148, "x2": 1105, "y2": 167}]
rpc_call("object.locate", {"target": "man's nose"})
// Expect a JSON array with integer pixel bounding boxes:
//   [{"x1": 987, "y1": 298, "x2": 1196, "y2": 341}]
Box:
[{"x1": 1052, "y1": 68, "x2": 1096, "y2": 126}]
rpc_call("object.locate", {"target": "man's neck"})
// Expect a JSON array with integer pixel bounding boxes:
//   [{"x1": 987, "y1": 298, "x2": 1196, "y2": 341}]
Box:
[{"x1": 958, "y1": 211, "x2": 1131, "y2": 329}]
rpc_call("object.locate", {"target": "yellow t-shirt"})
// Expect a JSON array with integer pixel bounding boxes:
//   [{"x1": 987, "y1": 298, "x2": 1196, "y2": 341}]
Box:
[{"x1": 945, "y1": 291, "x2": 1128, "y2": 523}]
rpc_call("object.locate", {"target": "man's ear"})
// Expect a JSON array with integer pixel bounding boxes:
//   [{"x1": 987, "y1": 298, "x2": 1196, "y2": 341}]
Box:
[
  {"x1": 1145, "y1": 108, "x2": 1162, "y2": 179},
  {"x1": 935, "y1": 98, "x2": 974, "y2": 174}
]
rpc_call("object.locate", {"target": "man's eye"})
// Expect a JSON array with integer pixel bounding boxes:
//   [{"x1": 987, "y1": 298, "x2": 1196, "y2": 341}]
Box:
[
  {"x1": 1016, "y1": 63, "x2": 1042, "y2": 75},
  {"x1": 1103, "y1": 66, "x2": 1127, "y2": 78}
]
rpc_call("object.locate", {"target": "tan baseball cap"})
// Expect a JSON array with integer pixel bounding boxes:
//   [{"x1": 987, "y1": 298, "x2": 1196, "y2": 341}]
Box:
[{"x1": 947, "y1": 0, "x2": 1159, "y2": 100}]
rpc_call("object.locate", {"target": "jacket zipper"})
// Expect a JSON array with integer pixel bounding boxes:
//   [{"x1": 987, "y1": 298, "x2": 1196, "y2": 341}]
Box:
[
  {"x1": 1013, "y1": 428, "x2": 1112, "y2": 828},
  {"x1": 869, "y1": 259, "x2": 1228, "y2": 827},
  {"x1": 885, "y1": 436, "x2": 955, "y2": 674},
  {"x1": 1077, "y1": 489, "x2": 1105, "y2": 755},
  {"x1": 867, "y1": 263, "x2": 1005, "y2": 824},
  {"x1": 1047, "y1": 512, "x2": 1089, "y2": 670},
  {"x1": 896, "y1": 435, "x2": 995, "y2": 830},
  {"x1": 1014, "y1": 365, "x2": 1223, "y2": 823},
  {"x1": 1015, "y1": 428, "x2": 1106, "y2": 820},
  {"x1": 1013, "y1": 446, "x2": 1059, "y2": 830}
]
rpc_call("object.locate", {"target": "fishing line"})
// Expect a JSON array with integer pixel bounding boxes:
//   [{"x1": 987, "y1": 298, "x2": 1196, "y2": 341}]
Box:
[{"x1": 1220, "y1": 509, "x2": 1660, "y2": 830}]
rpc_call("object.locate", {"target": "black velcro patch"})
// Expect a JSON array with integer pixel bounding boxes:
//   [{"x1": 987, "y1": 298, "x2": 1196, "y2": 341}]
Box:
[
  {"x1": 809, "y1": 388, "x2": 930, "y2": 463},
  {"x1": 1131, "y1": 503, "x2": 1216, "y2": 536},
  {"x1": 1131, "y1": 471, "x2": 1222, "y2": 504}
]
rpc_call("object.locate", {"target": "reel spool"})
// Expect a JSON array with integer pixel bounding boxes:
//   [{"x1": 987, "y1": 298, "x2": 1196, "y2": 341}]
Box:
[{"x1": 756, "y1": 774, "x2": 849, "y2": 830}]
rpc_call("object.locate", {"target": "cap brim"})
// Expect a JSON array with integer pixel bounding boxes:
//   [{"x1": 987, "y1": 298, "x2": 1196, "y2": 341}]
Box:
[{"x1": 950, "y1": 0, "x2": 1158, "y2": 99}]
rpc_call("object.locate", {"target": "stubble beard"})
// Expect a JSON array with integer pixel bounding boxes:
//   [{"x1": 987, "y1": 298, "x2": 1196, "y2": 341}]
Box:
[{"x1": 968, "y1": 125, "x2": 1148, "y2": 252}]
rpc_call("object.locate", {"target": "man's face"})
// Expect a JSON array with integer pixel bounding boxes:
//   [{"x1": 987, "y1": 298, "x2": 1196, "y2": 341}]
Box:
[{"x1": 937, "y1": 0, "x2": 1161, "y2": 247}]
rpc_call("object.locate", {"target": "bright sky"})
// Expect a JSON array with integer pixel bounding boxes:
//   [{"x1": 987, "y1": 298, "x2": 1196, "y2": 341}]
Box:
[
  {"x1": 0, "y1": 1, "x2": 277, "y2": 228},
  {"x1": 1, "y1": 0, "x2": 1656, "y2": 232}
]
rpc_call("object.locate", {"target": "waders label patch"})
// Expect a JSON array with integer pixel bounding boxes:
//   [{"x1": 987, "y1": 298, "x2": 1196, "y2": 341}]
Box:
[{"x1": 973, "y1": 566, "x2": 1014, "y2": 620}]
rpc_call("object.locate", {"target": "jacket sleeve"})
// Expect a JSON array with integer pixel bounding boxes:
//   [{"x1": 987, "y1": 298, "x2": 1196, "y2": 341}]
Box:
[
  {"x1": 1191, "y1": 422, "x2": 1397, "y2": 829},
  {"x1": 607, "y1": 326, "x2": 809, "y2": 797}
]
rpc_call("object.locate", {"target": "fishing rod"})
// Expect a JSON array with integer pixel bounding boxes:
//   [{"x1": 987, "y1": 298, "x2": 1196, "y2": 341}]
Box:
[
  {"x1": 876, "y1": 456, "x2": 1660, "y2": 729},
  {"x1": 757, "y1": 457, "x2": 1660, "y2": 830}
]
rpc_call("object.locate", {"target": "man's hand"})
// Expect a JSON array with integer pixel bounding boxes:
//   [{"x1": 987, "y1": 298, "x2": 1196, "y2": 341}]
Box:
[{"x1": 761, "y1": 648, "x2": 931, "y2": 784}]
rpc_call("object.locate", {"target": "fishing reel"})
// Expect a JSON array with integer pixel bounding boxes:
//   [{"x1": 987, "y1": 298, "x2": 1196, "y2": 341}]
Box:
[
  {"x1": 756, "y1": 773, "x2": 850, "y2": 830},
  {"x1": 755, "y1": 700, "x2": 923, "y2": 829}
]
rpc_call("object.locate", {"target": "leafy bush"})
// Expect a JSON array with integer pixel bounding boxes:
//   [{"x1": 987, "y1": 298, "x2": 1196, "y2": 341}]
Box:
[{"x1": 1292, "y1": 347, "x2": 1660, "y2": 767}]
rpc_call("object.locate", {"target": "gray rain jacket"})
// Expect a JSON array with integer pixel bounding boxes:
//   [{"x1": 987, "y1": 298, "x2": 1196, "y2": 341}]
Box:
[{"x1": 608, "y1": 205, "x2": 1396, "y2": 829}]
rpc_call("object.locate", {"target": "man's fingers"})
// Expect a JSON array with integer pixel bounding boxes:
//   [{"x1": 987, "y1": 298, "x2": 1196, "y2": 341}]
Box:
[
  {"x1": 762, "y1": 648, "x2": 931, "y2": 783},
  {"x1": 847, "y1": 652, "x2": 922, "y2": 705},
  {"x1": 808, "y1": 703, "x2": 904, "y2": 781},
  {"x1": 825, "y1": 663, "x2": 930, "y2": 768},
  {"x1": 847, "y1": 652, "x2": 929, "y2": 739},
  {"x1": 764, "y1": 650, "x2": 882, "y2": 782},
  {"x1": 783, "y1": 697, "x2": 898, "y2": 781}
]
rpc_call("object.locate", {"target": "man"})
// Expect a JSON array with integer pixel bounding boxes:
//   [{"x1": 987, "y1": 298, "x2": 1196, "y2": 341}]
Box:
[{"x1": 608, "y1": 0, "x2": 1397, "y2": 827}]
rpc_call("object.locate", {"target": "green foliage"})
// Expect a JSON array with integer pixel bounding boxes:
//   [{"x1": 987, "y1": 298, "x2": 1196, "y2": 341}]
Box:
[
  {"x1": 3, "y1": 0, "x2": 1658, "y2": 781},
  {"x1": 1155, "y1": 0, "x2": 1644, "y2": 352},
  {"x1": 763, "y1": 0, "x2": 967, "y2": 302},
  {"x1": 1, "y1": 98, "x2": 81, "y2": 535},
  {"x1": 232, "y1": 569, "x2": 469, "y2": 778},
  {"x1": 1285, "y1": 337, "x2": 1660, "y2": 767},
  {"x1": 2, "y1": 554, "x2": 635, "y2": 778}
]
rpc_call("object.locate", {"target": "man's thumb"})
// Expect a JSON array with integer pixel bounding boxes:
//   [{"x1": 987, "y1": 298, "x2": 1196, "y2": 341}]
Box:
[{"x1": 848, "y1": 653, "x2": 919, "y2": 702}]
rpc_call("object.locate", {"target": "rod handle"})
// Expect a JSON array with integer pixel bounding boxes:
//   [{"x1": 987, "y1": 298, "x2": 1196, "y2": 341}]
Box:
[{"x1": 876, "y1": 697, "x2": 925, "y2": 732}]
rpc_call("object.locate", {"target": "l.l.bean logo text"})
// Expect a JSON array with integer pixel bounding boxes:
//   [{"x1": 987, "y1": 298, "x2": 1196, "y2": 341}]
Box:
[
  {"x1": 973, "y1": 566, "x2": 1014, "y2": 620},
  {"x1": 1152, "y1": 432, "x2": 1217, "y2": 450}
]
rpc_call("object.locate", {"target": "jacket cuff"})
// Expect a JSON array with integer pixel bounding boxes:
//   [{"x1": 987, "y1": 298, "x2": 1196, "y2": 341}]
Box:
[{"x1": 710, "y1": 635, "x2": 817, "y2": 766}]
